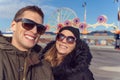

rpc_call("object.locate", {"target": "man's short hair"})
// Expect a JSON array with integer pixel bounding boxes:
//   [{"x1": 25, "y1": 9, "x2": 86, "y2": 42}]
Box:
[{"x1": 13, "y1": 5, "x2": 44, "y2": 22}]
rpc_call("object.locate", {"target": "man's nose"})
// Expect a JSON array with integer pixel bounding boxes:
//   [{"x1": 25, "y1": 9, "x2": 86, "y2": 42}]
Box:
[{"x1": 31, "y1": 26, "x2": 37, "y2": 34}]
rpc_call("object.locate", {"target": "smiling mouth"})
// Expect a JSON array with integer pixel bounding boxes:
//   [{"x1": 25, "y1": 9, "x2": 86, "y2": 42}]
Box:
[
  {"x1": 59, "y1": 44, "x2": 68, "y2": 49},
  {"x1": 25, "y1": 34, "x2": 36, "y2": 41}
]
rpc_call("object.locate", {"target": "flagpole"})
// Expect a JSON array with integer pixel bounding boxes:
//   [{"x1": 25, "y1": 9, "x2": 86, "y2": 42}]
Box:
[
  {"x1": 114, "y1": 0, "x2": 120, "y2": 49},
  {"x1": 117, "y1": 0, "x2": 120, "y2": 30},
  {"x1": 84, "y1": 2, "x2": 87, "y2": 34},
  {"x1": 83, "y1": 2, "x2": 87, "y2": 23},
  {"x1": 118, "y1": 1, "x2": 120, "y2": 30},
  {"x1": 82, "y1": 2, "x2": 87, "y2": 34}
]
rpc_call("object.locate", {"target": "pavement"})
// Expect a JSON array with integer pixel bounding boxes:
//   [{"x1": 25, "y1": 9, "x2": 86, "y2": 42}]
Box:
[
  {"x1": 89, "y1": 45, "x2": 120, "y2": 52},
  {"x1": 90, "y1": 45, "x2": 114, "y2": 49},
  {"x1": 99, "y1": 66, "x2": 120, "y2": 72},
  {"x1": 90, "y1": 46, "x2": 120, "y2": 80}
]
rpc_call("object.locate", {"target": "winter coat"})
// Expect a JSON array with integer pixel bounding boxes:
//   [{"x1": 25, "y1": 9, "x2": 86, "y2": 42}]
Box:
[
  {"x1": 42, "y1": 40, "x2": 94, "y2": 80},
  {"x1": 0, "y1": 35, "x2": 54, "y2": 80}
]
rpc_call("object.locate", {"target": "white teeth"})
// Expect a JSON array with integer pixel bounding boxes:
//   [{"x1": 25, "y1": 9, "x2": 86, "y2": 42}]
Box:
[
  {"x1": 60, "y1": 45, "x2": 67, "y2": 49},
  {"x1": 25, "y1": 35, "x2": 34, "y2": 40}
]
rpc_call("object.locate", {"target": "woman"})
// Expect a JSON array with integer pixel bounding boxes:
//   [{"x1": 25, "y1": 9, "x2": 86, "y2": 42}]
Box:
[{"x1": 42, "y1": 26, "x2": 94, "y2": 80}]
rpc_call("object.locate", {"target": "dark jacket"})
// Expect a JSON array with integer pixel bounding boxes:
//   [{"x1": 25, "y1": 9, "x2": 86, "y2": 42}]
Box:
[
  {"x1": 42, "y1": 40, "x2": 94, "y2": 80},
  {"x1": 0, "y1": 35, "x2": 54, "y2": 80}
]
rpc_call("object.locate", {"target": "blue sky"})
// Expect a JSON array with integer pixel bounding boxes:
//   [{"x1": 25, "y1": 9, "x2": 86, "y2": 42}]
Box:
[{"x1": 0, "y1": 0, "x2": 119, "y2": 32}]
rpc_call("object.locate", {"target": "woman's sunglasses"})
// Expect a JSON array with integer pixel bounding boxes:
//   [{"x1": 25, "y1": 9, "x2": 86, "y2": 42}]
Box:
[
  {"x1": 56, "y1": 33, "x2": 76, "y2": 44},
  {"x1": 15, "y1": 18, "x2": 46, "y2": 34}
]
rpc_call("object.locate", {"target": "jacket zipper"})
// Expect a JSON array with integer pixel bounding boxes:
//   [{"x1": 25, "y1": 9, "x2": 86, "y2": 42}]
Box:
[{"x1": 23, "y1": 58, "x2": 27, "y2": 80}]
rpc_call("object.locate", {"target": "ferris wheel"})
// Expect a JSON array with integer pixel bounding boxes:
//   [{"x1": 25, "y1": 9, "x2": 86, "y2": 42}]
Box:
[{"x1": 46, "y1": 7, "x2": 78, "y2": 32}]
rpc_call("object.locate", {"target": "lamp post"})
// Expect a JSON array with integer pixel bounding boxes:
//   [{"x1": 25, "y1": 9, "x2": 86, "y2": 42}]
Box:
[
  {"x1": 82, "y1": 2, "x2": 87, "y2": 23},
  {"x1": 114, "y1": 0, "x2": 120, "y2": 49},
  {"x1": 116, "y1": 0, "x2": 120, "y2": 30},
  {"x1": 82, "y1": 2, "x2": 88, "y2": 34},
  {"x1": 82, "y1": 2, "x2": 88, "y2": 43}
]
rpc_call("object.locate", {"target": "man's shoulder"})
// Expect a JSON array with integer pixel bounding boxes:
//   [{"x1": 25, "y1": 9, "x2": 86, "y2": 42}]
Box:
[
  {"x1": 0, "y1": 48, "x2": 5, "y2": 54},
  {"x1": 35, "y1": 59, "x2": 54, "y2": 80},
  {"x1": 0, "y1": 48, "x2": 5, "y2": 60},
  {"x1": 41, "y1": 59, "x2": 51, "y2": 68},
  {"x1": 36, "y1": 59, "x2": 52, "y2": 72}
]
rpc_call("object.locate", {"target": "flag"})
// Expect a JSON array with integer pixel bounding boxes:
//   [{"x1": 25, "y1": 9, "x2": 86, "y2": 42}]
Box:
[
  {"x1": 82, "y1": 2, "x2": 87, "y2": 7},
  {"x1": 114, "y1": 0, "x2": 119, "y2": 3},
  {"x1": 118, "y1": 10, "x2": 120, "y2": 21}
]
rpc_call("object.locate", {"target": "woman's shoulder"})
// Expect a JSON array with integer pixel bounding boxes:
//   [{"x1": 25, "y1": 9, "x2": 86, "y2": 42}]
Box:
[
  {"x1": 42, "y1": 41, "x2": 55, "y2": 53},
  {"x1": 67, "y1": 69, "x2": 94, "y2": 80},
  {"x1": 76, "y1": 39, "x2": 89, "y2": 49}
]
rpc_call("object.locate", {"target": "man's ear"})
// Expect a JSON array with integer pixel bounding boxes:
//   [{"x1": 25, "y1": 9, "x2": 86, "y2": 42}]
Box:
[{"x1": 11, "y1": 21, "x2": 17, "y2": 32}]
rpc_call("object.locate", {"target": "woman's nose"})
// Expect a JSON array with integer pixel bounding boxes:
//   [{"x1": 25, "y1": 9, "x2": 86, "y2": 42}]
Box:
[{"x1": 62, "y1": 37, "x2": 67, "y2": 43}]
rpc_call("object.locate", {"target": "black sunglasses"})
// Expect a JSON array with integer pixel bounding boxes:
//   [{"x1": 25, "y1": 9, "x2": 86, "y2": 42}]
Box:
[
  {"x1": 56, "y1": 33, "x2": 76, "y2": 44},
  {"x1": 15, "y1": 18, "x2": 46, "y2": 34}
]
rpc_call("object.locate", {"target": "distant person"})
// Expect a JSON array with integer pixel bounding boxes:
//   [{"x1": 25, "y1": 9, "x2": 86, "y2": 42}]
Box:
[
  {"x1": 0, "y1": 30, "x2": 1, "y2": 36},
  {"x1": 42, "y1": 26, "x2": 94, "y2": 80},
  {"x1": 0, "y1": 5, "x2": 54, "y2": 80}
]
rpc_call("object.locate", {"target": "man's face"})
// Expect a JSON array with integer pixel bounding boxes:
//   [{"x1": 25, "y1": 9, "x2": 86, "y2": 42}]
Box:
[{"x1": 11, "y1": 11, "x2": 43, "y2": 51}]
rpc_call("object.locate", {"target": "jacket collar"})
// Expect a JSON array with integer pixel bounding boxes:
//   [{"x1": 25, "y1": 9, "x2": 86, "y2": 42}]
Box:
[{"x1": 0, "y1": 35, "x2": 41, "y2": 66}]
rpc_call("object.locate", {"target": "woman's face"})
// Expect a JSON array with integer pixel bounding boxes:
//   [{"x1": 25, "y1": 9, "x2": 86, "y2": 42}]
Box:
[{"x1": 56, "y1": 30, "x2": 76, "y2": 56}]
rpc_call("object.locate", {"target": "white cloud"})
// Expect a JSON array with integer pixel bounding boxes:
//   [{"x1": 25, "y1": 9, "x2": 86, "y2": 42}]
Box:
[
  {"x1": 0, "y1": 0, "x2": 44, "y2": 18},
  {"x1": 0, "y1": 0, "x2": 14, "y2": 3},
  {"x1": 41, "y1": 5, "x2": 57, "y2": 16},
  {"x1": 0, "y1": 0, "x2": 57, "y2": 19},
  {"x1": 0, "y1": 1, "x2": 27, "y2": 18},
  {"x1": 40, "y1": 5, "x2": 57, "y2": 24}
]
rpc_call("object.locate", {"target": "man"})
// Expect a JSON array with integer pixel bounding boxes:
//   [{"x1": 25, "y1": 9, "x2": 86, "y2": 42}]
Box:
[{"x1": 0, "y1": 5, "x2": 54, "y2": 80}]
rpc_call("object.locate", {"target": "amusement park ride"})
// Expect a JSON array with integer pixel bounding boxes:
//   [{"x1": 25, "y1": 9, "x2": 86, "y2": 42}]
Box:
[{"x1": 45, "y1": 7, "x2": 120, "y2": 35}]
